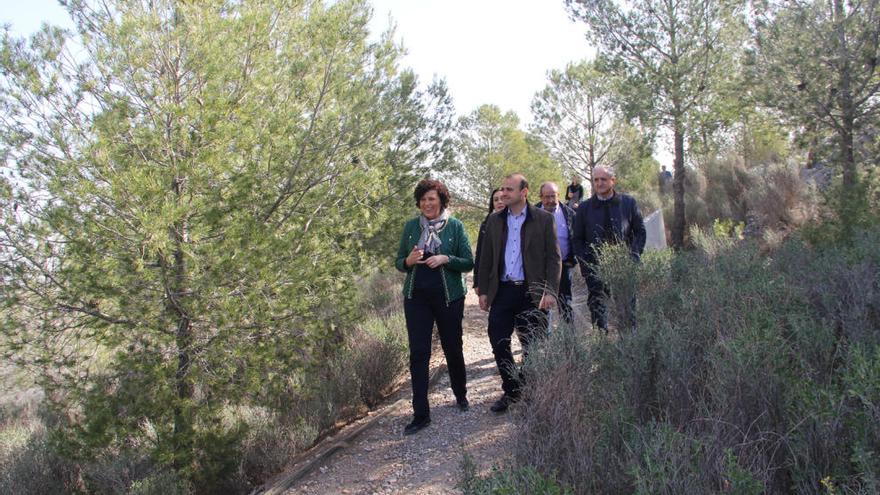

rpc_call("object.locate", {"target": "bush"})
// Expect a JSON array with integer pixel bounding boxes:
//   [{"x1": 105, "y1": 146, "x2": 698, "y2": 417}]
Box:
[
  {"x1": 659, "y1": 154, "x2": 818, "y2": 247},
  {"x1": 504, "y1": 224, "x2": 880, "y2": 494},
  {"x1": 459, "y1": 453, "x2": 573, "y2": 495},
  {"x1": 350, "y1": 313, "x2": 408, "y2": 408},
  {"x1": 238, "y1": 408, "x2": 316, "y2": 488},
  {"x1": 0, "y1": 426, "x2": 73, "y2": 494},
  {"x1": 1, "y1": 268, "x2": 409, "y2": 494},
  {"x1": 128, "y1": 470, "x2": 188, "y2": 495}
]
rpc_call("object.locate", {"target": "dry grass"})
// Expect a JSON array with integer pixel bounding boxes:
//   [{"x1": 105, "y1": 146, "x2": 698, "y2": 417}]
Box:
[{"x1": 506, "y1": 225, "x2": 880, "y2": 494}]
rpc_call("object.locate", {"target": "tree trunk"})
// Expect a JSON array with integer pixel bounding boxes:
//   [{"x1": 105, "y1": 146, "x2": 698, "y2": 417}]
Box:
[
  {"x1": 170, "y1": 174, "x2": 194, "y2": 471},
  {"x1": 671, "y1": 120, "x2": 686, "y2": 249},
  {"x1": 839, "y1": 118, "x2": 857, "y2": 191},
  {"x1": 834, "y1": 0, "x2": 858, "y2": 191}
]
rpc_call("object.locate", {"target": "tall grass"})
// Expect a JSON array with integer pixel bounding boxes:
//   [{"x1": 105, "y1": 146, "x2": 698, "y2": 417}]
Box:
[{"x1": 506, "y1": 224, "x2": 880, "y2": 494}]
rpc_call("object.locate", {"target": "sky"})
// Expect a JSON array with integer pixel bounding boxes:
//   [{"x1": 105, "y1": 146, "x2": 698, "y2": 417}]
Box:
[
  {"x1": 367, "y1": 0, "x2": 595, "y2": 125},
  {"x1": 1, "y1": 0, "x2": 596, "y2": 127}
]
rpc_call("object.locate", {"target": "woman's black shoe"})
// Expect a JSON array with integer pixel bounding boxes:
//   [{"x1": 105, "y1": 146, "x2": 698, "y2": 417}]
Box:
[
  {"x1": 403, "y1": 416, "x2": 431, "y2": 435},
  {"x1": 456, "y1": 398, "x2": 470, "y2": 411}
]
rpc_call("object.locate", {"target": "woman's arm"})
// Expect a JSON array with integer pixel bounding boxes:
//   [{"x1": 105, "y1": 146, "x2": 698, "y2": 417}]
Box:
[
  {"x1": 444, "y1": 220, "x2": 474, "y2": 273},
  {"x1": 395, "y1": 220, "x2": 415, "y2": 272}
]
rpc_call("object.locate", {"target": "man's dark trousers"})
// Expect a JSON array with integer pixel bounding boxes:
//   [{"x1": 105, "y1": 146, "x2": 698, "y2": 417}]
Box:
[
  {"x1": 585, "y1": 264, "x2": 636, "y2": 332},
  {"x1": 558, "y1": 265, "x2": 574, "y2": 327},
  {"x1": 487, "y1": 282, "x2": 548, "y2": 396},
  {"x1": 584, "y1": 265, "x2": 609, "y2": 331},
  {"x1": 403, "y1": 287, "x2": 467, "y2": 420}
]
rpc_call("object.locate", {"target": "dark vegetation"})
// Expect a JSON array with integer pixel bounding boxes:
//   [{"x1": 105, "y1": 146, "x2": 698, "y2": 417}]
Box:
[
  {"x1": 462, "y1": 177, "x2": 880, "y2": 493},
  {"x1": 0, "y1": 271, "x2": 407, "y2": 494},
  {"x1": 1, "y1": 0, "x2": 877, "y2": 492}
]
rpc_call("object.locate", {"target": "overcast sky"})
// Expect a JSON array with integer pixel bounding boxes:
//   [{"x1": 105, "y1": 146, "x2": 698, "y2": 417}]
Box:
[
  {"x1": 2, "y1": 0, "x2": 595, "y2": 127},
  {"x1": 367, "y1": 0, "x2": 595, "y2": 125}
]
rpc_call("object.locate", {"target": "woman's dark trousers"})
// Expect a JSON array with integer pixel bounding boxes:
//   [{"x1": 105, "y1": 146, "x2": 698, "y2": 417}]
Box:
[{"x1": 403, "y1": 287, "x2": 467, "y2": 420}]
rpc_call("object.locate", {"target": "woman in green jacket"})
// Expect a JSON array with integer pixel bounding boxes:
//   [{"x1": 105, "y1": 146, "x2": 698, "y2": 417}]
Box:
[{"x1": 395, "y1": 179, "x2": 474, "y2": 435}]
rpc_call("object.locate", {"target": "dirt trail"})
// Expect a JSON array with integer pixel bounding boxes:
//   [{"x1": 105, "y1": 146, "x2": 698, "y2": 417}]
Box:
[{"x1": 270, "y1": 291, "x2": 518, "y2": 495}]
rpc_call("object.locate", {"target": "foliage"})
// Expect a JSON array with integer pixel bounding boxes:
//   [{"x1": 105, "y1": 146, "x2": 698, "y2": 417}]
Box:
[
  {"x1": 0, "y1": 425, "x2": 74, "y2": 494},
  {"x1": 749, "y1": 0, "x2": 880, "y2": 190},
  {"x1": 0, "y1": 0, "x2": 435, "y2": 488},
  {"x1": 459, "y1": 453, "x2": 573, "y2": 495},
  {"x1": 0, "y1": 269, "x2": 408, "y2": 493},
  {"x1": 530, "y1": 60, "x2": 628, "y2": 181},
  {"x1": 606, "y1": 123, "x2": 662, "y2": 213},
  {"x1": 507, "y1": 223, "x2": 880, "y2": 493},
  {"x1": 447, "y1": 104, "x2": 563, "y2": 209},
  {"x1": 667, "y1": 155, "x2": 818, "y2": 243},
  {"x1": 565, "y1": 0, "x2": 743, "y2": 248},
  {"x1": 804, "y1": 168, "x2": 880, "y2": 245}
]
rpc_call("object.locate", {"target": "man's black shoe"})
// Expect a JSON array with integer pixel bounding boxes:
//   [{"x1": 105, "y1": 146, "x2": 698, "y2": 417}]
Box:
[
  {"x1": 490, "y1": 394, "x2": 519, "y2": 413},
  {"x1": 456, "y1": 398, "x2": 470, "y2": 411},
  {"x1": 403, "y1": 416, "x2": 431, "y2": 435}
]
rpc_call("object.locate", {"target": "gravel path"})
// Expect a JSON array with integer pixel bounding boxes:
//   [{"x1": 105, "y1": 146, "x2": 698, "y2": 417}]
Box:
[{"x1": 277, "y1": 290, "x2": 520, "y2": 495}]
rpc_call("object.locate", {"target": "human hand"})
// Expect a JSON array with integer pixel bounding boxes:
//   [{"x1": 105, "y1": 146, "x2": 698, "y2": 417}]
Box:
[
  {"x1": 539, "y1": 294, "x2": 556, "y2": 311},
  {"x1": 479, "y1": 295, "x2": 489, "y2": 312},
  {"x1": 423, "y1": 254, "x2": 449, "y2": 269},
  {"x1": 405, "y1": 246, "x2": 424, "y2": 267}
]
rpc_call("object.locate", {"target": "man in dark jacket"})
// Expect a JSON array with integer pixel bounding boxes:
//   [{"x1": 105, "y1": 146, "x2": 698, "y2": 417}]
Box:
[
  {"x1": 537, "y1": 181, "x2": 576, "y2": 326},
  {"x1": 572, "y1": 165, "x2": 646, "y2": 333},
  {"x1": 477, "y1": 173, "x2": 561, "y2": 413}
]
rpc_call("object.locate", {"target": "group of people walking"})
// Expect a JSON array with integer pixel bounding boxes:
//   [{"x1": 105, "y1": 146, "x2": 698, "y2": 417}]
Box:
[{"x1": 394, "y1": 167, "x2": 646, "y2": 435}]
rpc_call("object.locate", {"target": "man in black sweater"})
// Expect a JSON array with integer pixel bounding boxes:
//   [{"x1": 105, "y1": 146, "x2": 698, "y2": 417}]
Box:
[{"x1": 572, "y1": 165, "x2": 646, "y2": 333}]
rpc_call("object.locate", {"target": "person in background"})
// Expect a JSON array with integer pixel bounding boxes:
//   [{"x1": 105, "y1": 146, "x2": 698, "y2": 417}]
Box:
[
  {"x1": 476, "y1": 173, "x2": 561, "y2": 413},
  {"x1": 572, "y1": 166, "x2": 646, "y2": 333},
  {"x1": 565, "y1": 175, "x2": 584, "y2": 208},
  {"x1": 658, "y1": 165, "x2": 673, "y2": 195},
  {"x1": 473, "y1": 188, "x2": 504, "y2": 295},
  {"x1": 537, "y1": 182, "x2": 576, "y2": 327},
  {"x1": 395, "y1": 179, "x2": 474, "y2": 435}
]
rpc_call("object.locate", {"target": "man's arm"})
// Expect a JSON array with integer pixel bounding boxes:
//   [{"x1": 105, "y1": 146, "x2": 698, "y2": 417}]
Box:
[
  {"x1": 544, "y1": 214, "x2": 562, "y2": 296},
  {"x1": 571, "y1": 204, "x2": 589, "y2": 278}
]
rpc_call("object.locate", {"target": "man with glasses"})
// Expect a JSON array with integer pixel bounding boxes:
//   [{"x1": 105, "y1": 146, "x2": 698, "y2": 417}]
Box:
[
  {"x1": 537, "y1": 182, "x2": 576, "y2": 327},
  {"x1": 572, "y1": 166, "x2": 646, "y2": 333}
]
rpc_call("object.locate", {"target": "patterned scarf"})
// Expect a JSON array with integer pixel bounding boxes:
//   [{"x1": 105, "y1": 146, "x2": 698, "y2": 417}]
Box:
[{"x1": 417, "y1": 209, "x2": 449, "y2": 254}]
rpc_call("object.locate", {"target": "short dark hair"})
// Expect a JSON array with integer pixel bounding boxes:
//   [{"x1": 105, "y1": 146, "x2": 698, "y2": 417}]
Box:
[
  {"x1": 487, "y1": 187, "x2": 502, "y2": 213},
  {"x1": 414, "y1": 178, "x2": 450, "y2": 209}
]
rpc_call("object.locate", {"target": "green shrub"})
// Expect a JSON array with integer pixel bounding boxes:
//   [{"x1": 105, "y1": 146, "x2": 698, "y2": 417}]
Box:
[
  {"x1": 350, "y1": 312, "x2": 407, "y2": 408},
  {"x1": 459, "y1": 453, "x2": 573, "y2": 495},
  {"x1": 0, "y1": 426, "x2": 72, "y2": 494},
  {"x1": 505, "y1": 224, "x2": 880, "y2": 494},
  {"x1": 128, "y1": 470, "x2": 188, "y2": 495}
]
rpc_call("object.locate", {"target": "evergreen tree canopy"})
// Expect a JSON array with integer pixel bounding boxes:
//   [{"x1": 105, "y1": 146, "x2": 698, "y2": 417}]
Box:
[{"x1": 0, "y1": 0, "x2": 445, "y2": 481}]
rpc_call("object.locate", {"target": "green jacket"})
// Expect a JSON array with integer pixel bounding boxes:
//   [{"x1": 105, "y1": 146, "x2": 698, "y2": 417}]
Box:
[{"x1": 395, "y1": 215, "x2": 474, "y2": 305}]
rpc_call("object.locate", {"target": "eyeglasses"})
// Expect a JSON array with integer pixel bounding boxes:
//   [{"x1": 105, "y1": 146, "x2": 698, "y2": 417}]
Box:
[{"x1": 593, "y1": 177, "x2": 610, "y2": 182}]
